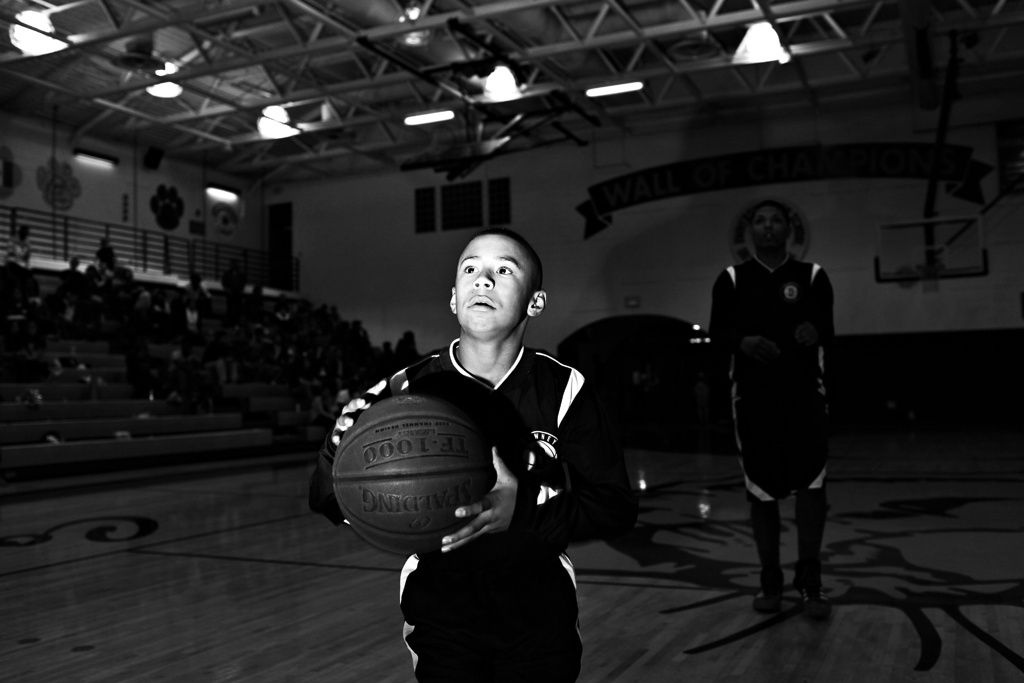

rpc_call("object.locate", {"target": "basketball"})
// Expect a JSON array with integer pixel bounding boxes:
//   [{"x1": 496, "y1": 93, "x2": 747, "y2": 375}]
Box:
[{"x1": 332, "y1": 392, "x2": 496, "y2": 555}]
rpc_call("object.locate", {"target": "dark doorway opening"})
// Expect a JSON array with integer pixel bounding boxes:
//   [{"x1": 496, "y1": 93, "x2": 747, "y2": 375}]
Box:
[
  {"x1": 557, "y1": 315, "x2": 734, "y2": 454},
  {"x1": 267, "y1": 202, "x2": 293, "y2": 290}
]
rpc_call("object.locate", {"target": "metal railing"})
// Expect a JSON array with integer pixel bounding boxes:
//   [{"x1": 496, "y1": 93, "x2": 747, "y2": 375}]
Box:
[{"x1": 1, "y1": 205, "x2": 300, "y2": 291}]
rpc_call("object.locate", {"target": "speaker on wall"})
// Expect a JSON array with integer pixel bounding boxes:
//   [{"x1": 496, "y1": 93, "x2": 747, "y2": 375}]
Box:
[{"x1": 142, "y1": 146, "x2": 164, "y2": 170}]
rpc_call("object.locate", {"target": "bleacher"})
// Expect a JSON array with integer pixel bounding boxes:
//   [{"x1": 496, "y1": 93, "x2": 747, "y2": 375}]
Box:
[
  {"x1": 1, "y1": 326, "x2": 325, "y2": 482},
  {"x1": 0, "y1": 204, "x2": 351, "y2": 481}
]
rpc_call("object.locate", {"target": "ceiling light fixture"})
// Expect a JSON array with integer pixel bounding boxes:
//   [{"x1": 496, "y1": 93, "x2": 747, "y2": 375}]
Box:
[
  {"x1": 146, "y1": 62, "x2": 183, "y2": 99},
  {"x1": 73, "y1": 148, "x2": 119, "y2": 169},
  {"x1": 585, "y1": 81, "x2": 644, "y2": 98},
  {"x1": 399, "y1": 1, "x2": 430, "y2": 47},
  {"x1": 483, "y1": 65, "x2": 520, "y2": 102},
  {"x1": 257, "y1": 105, "x2": 300, "y2": 139},
  {"x1": 734, "y1": 21, "x2": 791, "y2": 64},
  {"x1": 404, "y1": 110, "x2": 455, "y2": 126},
  {"x1": 10, "y1": 10, "x2": 67, "y2": 56}
]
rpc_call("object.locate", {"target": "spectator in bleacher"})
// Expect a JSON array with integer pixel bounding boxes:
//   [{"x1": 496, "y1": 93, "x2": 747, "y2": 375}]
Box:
[
  {"x1": 10, "y1": 319, "x2": 48, "y2": 382},
  {"x1": 221, "y1": 259, "x2": 247, "y2": 326},
  {"x1": 273, "y1": 293, "x2": 295, "y2": 335},
  {"x1": 226, "y1": 323, "x2": 253, "y2": 382},
  {"x1": 3, "y1": 300, "x2": 29, "y2": 352},
  {"x1": 183, "y1": 271, "x2": 213, "y2": 319},
  {"x1": 132, "y1": 286, "x2": 153, "y2": 337},
  {"x1": 309, "y1": 382, "x2": 339, "y2": 433},
  {"x1": 95, "y1": 237, "x2": 116, "y2": 274},
  {"x1": 149, "y1": 289, "x2": 172, "y2": 342},
  {"x1": 395, "y1": 329, "x2": 419, "y2": 368},
  {"x1": 110, "y1": 266, "x2": 136, "y2": 324},
  {"x1": 53, "y1": 265, "x2": 101, "y2": 341},
  {"x1": 165, "y1": 346, "x2": 215, "y2": 414},
  {"x1": 87, "y1": 263, "x2": 113, "y2": 311},
  {"x1": 245, "y1": 283, "x2": 266, "y2": 325},
  {"x1": 4, "y1": 225, "x2": 32, "y2": 292},
  {"x1": 57, "y1": 257, "x2": 90, "y2": 301},
  {"x1": 125, "y1": 336, "x2": 162, "y2": 400},
  {"x1": 181, "y1": 297, "x2": 204, "y2": 349},
  {"x1": 342, "y1": 319, "x2": 372, "y2": 385},
  {"x1": 168, "y1": 289, "x2": 187, "y2": 339},
  {"x1": 376, "y1": 340, "x2": 397, "y2": 377},
  {"x1": 202, "y1": 329, "x2": 236, "y2": 386}
]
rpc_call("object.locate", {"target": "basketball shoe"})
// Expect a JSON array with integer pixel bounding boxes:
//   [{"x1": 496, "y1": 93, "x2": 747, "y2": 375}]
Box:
[{"x1": 800, "y1": 587, "x2": 831, "y2": 620}]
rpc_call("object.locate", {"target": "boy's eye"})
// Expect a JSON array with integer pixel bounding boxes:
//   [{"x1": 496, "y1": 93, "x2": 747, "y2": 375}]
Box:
[
  {"x1": 463, "y1": 265, "x2": 477, "y2": 274},
  {"x1": 497, "y1": 266, "x2": 513, "y2": 275}
]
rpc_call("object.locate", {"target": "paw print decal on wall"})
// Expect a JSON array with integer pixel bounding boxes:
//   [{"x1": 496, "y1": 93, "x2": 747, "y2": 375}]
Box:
[
  {"x1": 150, "y1": 184, "x2": 184, "y2": 230},
  {"x1": 36, "y1": 157, "x2": 81, "y2": 211}
]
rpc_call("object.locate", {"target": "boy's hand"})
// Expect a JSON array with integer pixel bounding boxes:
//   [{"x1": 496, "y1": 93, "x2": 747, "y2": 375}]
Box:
[
  {"x1": 328, "y1": 396, "x2": 371, "y2": 450},
  {"x1": 739, "y1": 335, "x2": 781, "y2": 363},
  {"x1": 441, "y1": 449, "x2": 517, "y2": 553}
]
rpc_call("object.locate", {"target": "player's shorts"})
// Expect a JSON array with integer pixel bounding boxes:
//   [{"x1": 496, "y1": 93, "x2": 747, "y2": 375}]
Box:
[{"x1": 734, "y1": 389, "x2": 828, "y2": 502}]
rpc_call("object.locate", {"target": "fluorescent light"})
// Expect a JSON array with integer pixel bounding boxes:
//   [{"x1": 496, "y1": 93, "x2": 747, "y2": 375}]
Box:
[
  {"x1": 146, "y1": 62, "x2": 183, "y2": 99},
  {"x1": 404, "y1": 110, "x2": 455, "y2": 126},
  {"x1": 206, "y1": 184, "x2": 240, "y2": 202},
  {"x1": 10, "y1": 10, "x2": 67, "y2": 56},
  {"x1": 585, "y1": 81, "x2": 644, "y2": 98},
  {"x1": 734, "y1": 22, "x2": 791, "y2": 64},
  {"x1": 73, "y1": 148, "x2": 118, "y2": 169},
  {"x1": 257, "y1": 105, "x2": 300, "y2": 139}
]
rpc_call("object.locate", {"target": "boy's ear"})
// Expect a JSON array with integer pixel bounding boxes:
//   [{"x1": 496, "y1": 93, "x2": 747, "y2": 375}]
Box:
[
  {"x1": 527, "y1": 290, "x2": 546, "y2": 318},
  {"x1": 449, "y1": 287, "x2": 457, "y2": 315}
]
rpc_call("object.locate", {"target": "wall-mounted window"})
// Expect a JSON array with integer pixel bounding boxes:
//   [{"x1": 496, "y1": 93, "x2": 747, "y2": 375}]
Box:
[{"x1": 415, "y1": 177, "x2": 511, "y2": 232}]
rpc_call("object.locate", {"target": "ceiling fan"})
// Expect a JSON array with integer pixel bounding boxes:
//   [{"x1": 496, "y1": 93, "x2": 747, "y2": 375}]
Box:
[{"x1": 107, "y1": 35, "x2": 165, "y2": 72}]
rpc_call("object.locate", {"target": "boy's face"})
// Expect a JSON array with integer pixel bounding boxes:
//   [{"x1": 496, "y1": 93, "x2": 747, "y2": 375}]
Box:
[
  {"x1": 450, "y1": 234, "x2": 544, "y2": 339},
  {"x1": 750, "y1": 205, "x2": 791, "y2": 251}
]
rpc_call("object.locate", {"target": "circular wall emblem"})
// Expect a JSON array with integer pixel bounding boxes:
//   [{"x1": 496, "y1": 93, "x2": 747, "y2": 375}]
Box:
[
  {"x1": 211, "y1": 202, "x2": 238, "y2": 237},
  {"x1": 729, "y1": 198, "x2": 809, "y2": 264}
]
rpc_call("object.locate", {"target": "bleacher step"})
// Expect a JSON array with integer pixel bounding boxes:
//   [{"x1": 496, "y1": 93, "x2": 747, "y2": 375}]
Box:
[
  {"x1": 1, "y1": 413, "x2": 244, "y2": 445},
  {"x1": 46, "y1": 340, "x2": 111, "y2": 355},
  {"x1": 247, "y1": 396, "x2": 296, "y2": 412},
  {"x1": 0, "y1": 399, "x2": 181, "y2": 422},
  {"x1": 221, "y1": 383, "x2": 292, "y2": 398},
  {"x1": 0, "y1": 382, "x2": 134, "y2": 402},
  {"x1": 0, "y1": 428, "x2": 274, "y2": 469},
  {"x1": 42, "y1": 351, "x2": 125, "y2": 369}
]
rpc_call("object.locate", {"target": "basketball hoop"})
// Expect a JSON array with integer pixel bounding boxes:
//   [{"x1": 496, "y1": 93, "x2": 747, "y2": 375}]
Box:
[
  {"x1": 916, "y1": 262, "x2": 944, "y2": 291},
  {"x1": 874, "y1": 215, "x2": 987, "y2": 283}
]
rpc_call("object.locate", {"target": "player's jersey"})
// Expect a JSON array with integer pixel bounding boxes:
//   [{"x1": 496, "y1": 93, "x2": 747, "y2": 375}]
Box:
[
  {"x1": 309, "y1": 339, "x2": 637, "y2": 568},
  {"x1": 710, "y1": 257, "x2": 834, "y2": 398}
]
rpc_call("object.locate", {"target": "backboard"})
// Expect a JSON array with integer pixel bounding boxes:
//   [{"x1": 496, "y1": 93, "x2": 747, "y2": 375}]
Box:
[{"x1": 874, "y1": 214, "x2": 988, "y2": 282}]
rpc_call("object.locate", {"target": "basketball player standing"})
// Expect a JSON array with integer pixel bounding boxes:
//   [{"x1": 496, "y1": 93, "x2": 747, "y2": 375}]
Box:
[
  {"x1": 709, "y1": 200, "x2": 835, "y2": 620},
  {"x1": 309, "y1": 228, "x2": 638, "y2": 681}
]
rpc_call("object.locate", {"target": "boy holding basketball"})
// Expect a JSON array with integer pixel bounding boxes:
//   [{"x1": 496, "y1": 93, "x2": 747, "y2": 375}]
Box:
[{"x1": 310, "y1": 228, "x2": 638, "y2": 682}]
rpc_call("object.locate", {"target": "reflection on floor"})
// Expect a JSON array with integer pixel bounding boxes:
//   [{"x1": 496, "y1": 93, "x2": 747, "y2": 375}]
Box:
[{"x1": 2, "y1": 428, "x2": 1022, "y2": 682}]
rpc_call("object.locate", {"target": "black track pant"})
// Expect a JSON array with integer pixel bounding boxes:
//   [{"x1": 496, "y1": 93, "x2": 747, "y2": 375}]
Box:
[{"x1": 401, "y1": 553, "x2": 582, "y2": 683}]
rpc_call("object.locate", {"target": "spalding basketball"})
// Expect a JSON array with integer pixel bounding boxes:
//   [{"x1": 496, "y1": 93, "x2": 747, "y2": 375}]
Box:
[{"x1": 332, "y1": 393, "x2": 496, "y2": 555}]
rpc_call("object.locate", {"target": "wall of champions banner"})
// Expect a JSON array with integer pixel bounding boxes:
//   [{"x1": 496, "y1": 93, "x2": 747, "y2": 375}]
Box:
[{"x1": 576, "y1": 143, "x2": 993, "y2": 238}]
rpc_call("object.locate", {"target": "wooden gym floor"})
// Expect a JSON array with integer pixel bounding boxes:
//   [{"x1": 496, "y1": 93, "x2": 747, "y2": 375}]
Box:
[{"x1": 2, "y1": 427, "x2": 1023, "y2": 682}]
